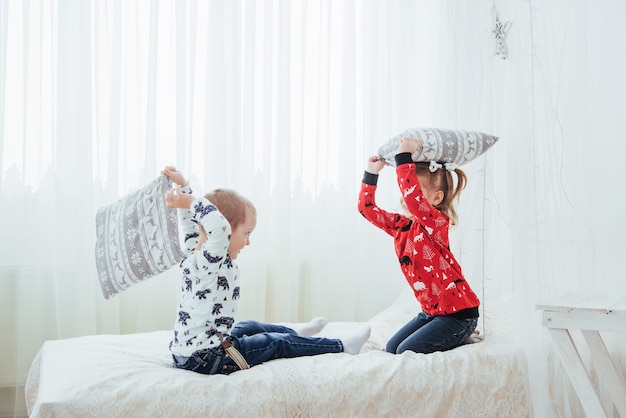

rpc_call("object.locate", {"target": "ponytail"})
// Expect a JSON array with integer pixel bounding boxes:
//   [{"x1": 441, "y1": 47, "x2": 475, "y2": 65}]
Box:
[{"x1": 414, "y1": 162, "x2": 467, "y2": 225}]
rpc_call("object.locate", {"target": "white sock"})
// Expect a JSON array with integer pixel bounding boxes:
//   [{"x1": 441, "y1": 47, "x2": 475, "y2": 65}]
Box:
[
  {"x1": 294, "y1": 317, "x2": 329, "y2": 337},
  {"x1": 342, "y1": 325, "x2": 371, "y2": 355}
]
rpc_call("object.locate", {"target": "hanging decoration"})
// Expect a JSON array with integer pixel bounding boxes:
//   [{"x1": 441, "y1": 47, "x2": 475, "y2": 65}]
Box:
[{"x1": 492, "y1": 7, "x2": 512, "y2": 59}]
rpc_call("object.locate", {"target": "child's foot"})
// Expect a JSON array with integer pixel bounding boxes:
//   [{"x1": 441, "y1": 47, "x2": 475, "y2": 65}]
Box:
[
  {"x1": 342, "y1": 325, "x2": 371, "y2": 354},
  {"x1": 295, "y1": 317, "x2": 329, "y2": 337},
  {"x1": 464, "y1": 329, "x2": 484, "y2": 344}
]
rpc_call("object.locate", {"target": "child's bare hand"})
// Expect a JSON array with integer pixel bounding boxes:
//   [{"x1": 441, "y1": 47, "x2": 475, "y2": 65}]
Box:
[
  {"x1": 165, "y1": 185, "x2": 195, "y2": 209},
  {"x1": 397, "y1": 137, "x2": 420, "y2": 154},
  {"x1": 366, "y1": 156, "x2": 386, "y2": 175},
  {"x1": 161, "y1": 166, "x2": 187, "y2": 187}
]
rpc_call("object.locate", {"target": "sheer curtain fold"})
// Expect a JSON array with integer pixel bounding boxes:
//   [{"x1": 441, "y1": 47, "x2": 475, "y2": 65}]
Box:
[{"x1": 3, "y1": 1, "x2": 626, "y2": 417}]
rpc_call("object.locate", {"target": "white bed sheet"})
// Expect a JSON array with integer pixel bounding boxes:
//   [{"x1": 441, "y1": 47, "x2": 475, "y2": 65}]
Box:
[{"x1": 26, "y1": 294, "x2": 532, "y2": 417}]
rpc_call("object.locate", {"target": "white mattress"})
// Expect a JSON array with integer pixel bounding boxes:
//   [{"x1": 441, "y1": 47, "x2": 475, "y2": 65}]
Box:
[{"x1": 26, "y1": 294, "x2": 532, "y2": 417}]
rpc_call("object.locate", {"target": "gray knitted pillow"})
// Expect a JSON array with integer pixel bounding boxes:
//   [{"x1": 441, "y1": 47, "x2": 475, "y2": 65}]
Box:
[
  {"x1": 94, "y1": 175, "x2": 185, "y2": 299},
  {"x1": 377, "y1": 127, "x2": 499, "y2": 166}
]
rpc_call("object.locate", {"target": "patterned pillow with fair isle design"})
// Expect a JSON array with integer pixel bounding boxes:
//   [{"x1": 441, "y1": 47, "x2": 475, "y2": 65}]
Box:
[
  {"x1": 377, "y1": 127, "x2": 499, "y2": 167},
  {"x1": 94, "y1": 175, "x2": 185, "y2": 299}
]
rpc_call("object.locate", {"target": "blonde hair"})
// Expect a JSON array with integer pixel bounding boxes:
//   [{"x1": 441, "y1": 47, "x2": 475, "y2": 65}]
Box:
[
  {"x1": 414, "y1": 162, "x2": 466, "y2": 225},
  {"x1": 204, "y1": 188, "x2": 256, "y2": 229}
]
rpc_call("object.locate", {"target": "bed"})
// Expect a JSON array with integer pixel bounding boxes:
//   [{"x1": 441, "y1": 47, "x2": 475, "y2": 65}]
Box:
[{"x1": 25, "y1": 292, "x2": 532, "y2": 417}]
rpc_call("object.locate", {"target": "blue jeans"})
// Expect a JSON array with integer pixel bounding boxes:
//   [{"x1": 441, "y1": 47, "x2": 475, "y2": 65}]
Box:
[
  {"x1": 173, "y1": 320, "x2": 343, "y2": 375},
  {"x1": 386, "y1": 312, "x2": 478, "y2": 354}
]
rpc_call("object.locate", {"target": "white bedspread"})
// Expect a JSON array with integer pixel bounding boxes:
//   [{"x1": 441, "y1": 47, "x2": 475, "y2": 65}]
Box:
[{"x1": 26, "y1": 294, "x2": 532, "y2": 417}]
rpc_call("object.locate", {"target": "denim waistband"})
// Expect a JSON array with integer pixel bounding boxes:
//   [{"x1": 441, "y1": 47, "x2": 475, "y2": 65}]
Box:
[{"x1": 172, "y1": 346, "x2": 226, "y2": 375}]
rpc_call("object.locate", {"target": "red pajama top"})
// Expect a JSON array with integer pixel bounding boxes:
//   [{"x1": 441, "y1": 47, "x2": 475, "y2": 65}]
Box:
[{"x1": 358, "y1": 153, "x2": 480, "y2": 317}]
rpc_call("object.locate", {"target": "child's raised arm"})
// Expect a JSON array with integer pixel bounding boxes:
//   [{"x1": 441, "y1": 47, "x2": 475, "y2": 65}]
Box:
[
  {"x1": 162, "y1": 166, "x2": 199, "y2": 254},
  {"x1": 165, "y1": 185, "x2": 195, "y2": 209},
  {"x1": 366, "y1": 155, "x2": 387, "y2": 175},
  {"x1": 161, "y1": 166, "x2": 187, "y2": 187},
  {"x1": 397, "y1": 137, "x2": 420, "y2": 155}
]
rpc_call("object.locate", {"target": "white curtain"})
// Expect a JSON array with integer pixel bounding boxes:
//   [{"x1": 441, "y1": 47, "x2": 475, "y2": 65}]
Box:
[{"x1": 2, "y1": 1, "x2": 626, "y2": 417}]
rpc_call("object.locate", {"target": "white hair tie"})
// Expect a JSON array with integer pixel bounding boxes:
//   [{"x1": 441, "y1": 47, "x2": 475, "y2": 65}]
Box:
[
  {"x1": 429, "y1": 161, "x2": 458, "y2": 172},
  {"x1": 428, "y1": 161, "x2": 443, "y2": 172}
]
